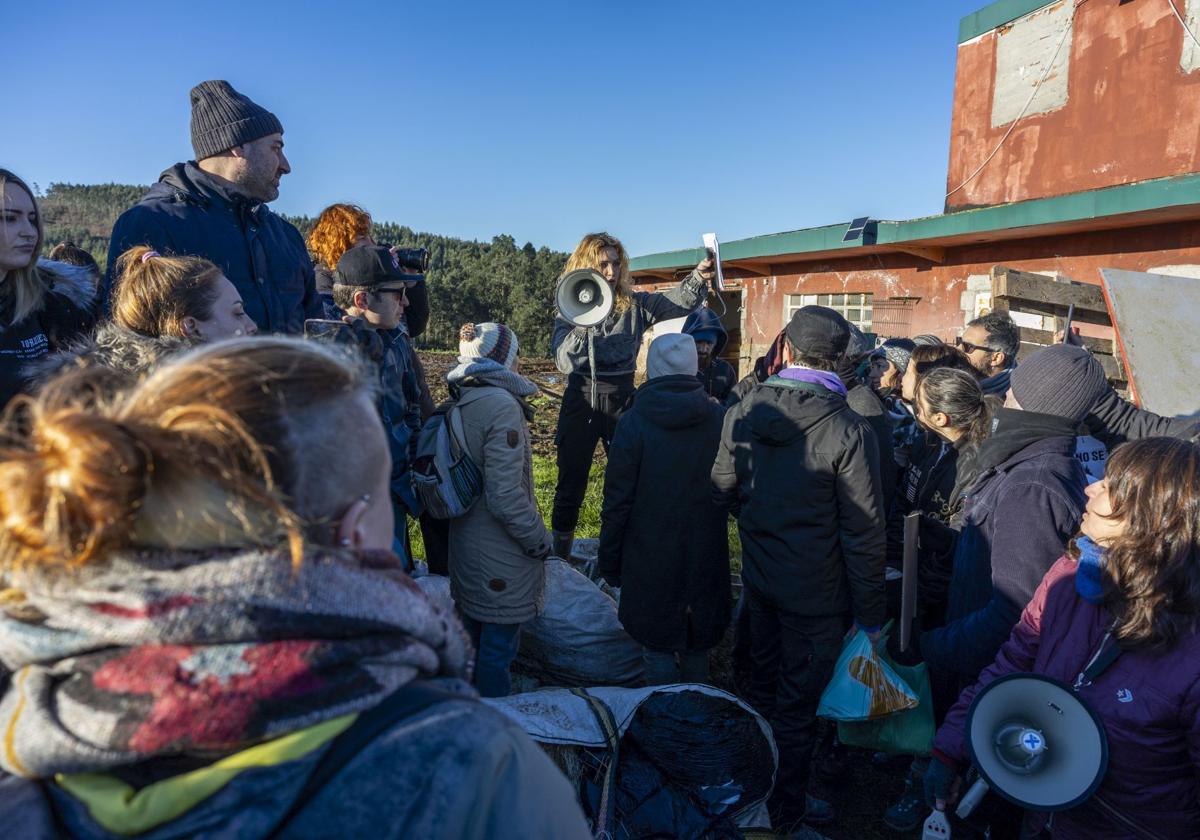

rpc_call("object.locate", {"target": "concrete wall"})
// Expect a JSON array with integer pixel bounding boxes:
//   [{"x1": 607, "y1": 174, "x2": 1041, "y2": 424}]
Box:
[
  {"x1": 721, "y1": 220, "x2": 1200, "y2": 374},
  {"x1": 947, "y1": 0, "x2": 1200, "y2": 210}
]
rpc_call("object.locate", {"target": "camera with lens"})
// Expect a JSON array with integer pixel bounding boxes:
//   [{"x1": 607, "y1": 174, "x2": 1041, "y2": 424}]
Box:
[{"x1": 380, "y1": 244, "x2": 430, "y2": 274}]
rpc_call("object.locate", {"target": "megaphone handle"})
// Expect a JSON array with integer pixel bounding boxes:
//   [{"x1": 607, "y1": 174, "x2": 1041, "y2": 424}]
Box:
[{"x1": 955, "y1": 778, "x2": 989, "y2": 820}]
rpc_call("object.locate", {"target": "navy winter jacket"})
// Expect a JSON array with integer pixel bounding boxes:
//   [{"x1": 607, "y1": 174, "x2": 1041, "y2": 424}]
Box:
[
  {"x1": 104, "y1": 163, "x2": 322, "y2": 334},
  {"x1": 920, "y1": 409, "x2": 1086, "y2": 679}
]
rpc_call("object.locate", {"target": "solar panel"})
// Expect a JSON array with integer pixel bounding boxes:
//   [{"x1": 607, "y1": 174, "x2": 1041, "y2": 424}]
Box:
[{"x1": 843, "y1": 217, "x2": 872, "y2": 242}]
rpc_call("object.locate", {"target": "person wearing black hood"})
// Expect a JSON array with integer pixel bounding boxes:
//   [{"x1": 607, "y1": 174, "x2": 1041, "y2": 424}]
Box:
[
  {"x1": 104, "y1": 80, "x2": 322, "y2": 335},
  {"x1": 712, "y1": 305, "x2": 885, "y2": 832},
  {"x1": 841, "y1": 323, "x2": 897, "y2": 513},
  {"x1": 598, "y1": 333, "x2": 730, "y2": 685},
  {"x1": 682, "y1": 306, "x2": 737, "y2": 403},
  {"x1": 918, "y1": 344, "x2": 1105, "y2": 681}
]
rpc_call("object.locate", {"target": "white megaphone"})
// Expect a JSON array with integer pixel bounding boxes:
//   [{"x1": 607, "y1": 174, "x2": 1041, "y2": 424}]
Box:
[
  {"x1": 925, "y1": 674, "x2": 1108, "y2": 838},
  {"x1": 556, "y1": 269, "x2": 614, "y2": 328}
]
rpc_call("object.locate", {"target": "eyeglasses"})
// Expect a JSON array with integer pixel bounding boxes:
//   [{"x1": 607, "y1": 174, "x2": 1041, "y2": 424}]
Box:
[{"x1": 955, "y1": 336, "x2": 1000, "y2": 354}]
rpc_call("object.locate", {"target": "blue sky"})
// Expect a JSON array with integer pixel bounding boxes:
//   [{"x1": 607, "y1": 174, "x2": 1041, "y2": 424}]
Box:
[{"x1": 8, "y1": 0, "x2": 988, "y2": 256}]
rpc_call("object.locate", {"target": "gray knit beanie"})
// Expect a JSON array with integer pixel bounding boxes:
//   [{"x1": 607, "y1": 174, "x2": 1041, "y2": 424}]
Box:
[
  {"x1": 647, "y1": 333, "x2": 698, "y2": 379},
  {"x1": 190, "y1": 80, "x2": 283, "y2": 160},
  {"x1": 1009, "y1": 344, "x2": 1109, "y2": 422}
]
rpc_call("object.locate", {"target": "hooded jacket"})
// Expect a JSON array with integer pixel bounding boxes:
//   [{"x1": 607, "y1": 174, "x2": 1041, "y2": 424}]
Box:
[
  {"x1": 26, "y1": 322, "x2": 194, "y2": 384},
  {"x1": 598, "y1": 375, "x2": 731, "y2": 652},
  {"x1": 449, "y1": 374, "x2": 552, "y2": 624},
  {"x1": 104, "y1": 163, "x2": 322, "y2": 334},
  {"x1": 711, "y1": 375, "x2": 886, "y2": 626},
  {"x1": 682, "y1": 308, "x2": 737, "y2": 403},
  {"x1": 919, "y1": 409, "x2": 1087, "y2": 679},
  {"x1": 934, "y1": 556, "x2": 1200, "y2": 840},
  {"x1": 838, "y1": 359, "x2": 898, "y2": 514},
  {"x1": 0, "y1": 260, "x2": 99, "y2": 408}
]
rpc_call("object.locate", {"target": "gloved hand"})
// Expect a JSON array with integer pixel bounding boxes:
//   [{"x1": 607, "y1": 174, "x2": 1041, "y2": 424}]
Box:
[{"x1": 923, "y1": 756, "x2": 961, "y2": 810}]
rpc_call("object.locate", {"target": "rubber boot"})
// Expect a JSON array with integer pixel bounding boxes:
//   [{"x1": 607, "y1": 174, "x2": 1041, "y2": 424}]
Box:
[{"x1": 552, "y1": 530, "x2": 575, "y2": 561}]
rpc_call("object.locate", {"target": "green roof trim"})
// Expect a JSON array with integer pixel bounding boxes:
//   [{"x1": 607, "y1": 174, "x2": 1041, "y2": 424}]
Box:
[
  {"x1": 958, "y1": 0, "x2": 1056, "y2": 43},
  {"x1": 630, "y1": 173, "x2": 1200, "y2": 273}
]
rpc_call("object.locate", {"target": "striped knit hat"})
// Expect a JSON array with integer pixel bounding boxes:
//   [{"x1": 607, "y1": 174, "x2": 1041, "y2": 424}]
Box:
[{"x1": 459, "y1": 322, "x2": 519, "y2": 369}]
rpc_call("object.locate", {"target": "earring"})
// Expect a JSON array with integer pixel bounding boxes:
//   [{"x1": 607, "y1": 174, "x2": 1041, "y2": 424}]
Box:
[
  {"x1": 361, "y1": 494, "x2": 371, "y2": 503},
  {"x1": 340, "y1": 537, "x2": 352, "y2": 547}
]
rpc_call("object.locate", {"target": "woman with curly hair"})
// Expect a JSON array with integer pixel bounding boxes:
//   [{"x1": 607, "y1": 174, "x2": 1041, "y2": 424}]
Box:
[
  {"x1": 549, "y1": 232, "x2": 714, "y2": 558},
  {"x1": 925, "y1": 436, "x2": 1200, "y2": 838}
]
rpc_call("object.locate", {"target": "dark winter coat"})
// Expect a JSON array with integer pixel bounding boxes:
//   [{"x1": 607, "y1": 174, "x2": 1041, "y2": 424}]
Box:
[
  {"x1": 840, "y1": 361, "x2": 898, "y2": 514},
  {"x1": 711, "y1": 375, "x2": 886, "y2": 627},
  {"x1": 105, "y1": 163, "x2": 322, "y2": 334},
  {"x1": 935, "y1": 556, "x2": 1200, "y2": 840},
  {"x1": 598, "y1": 375, "x2": 731, "y2": 652},
  {"x1": 26, "y1": 323, "x2": 194, "y2": 384},
  {"x1": 682, "y1": 308, "x2": 737, "y2": 403},
  {"x1": 919, "y1": 409, "x2": 1087, "y2": 679},
  {"x1": 0, "y1": 261, "x2": 99, "y2": 408},
  {"x1": 1084, "y1": 385, "x2": 1200, "y2": 449}
]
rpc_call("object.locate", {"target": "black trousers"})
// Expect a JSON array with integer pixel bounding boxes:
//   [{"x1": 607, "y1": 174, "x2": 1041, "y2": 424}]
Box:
[
  {"x1": 551, "y1": 379, "x2": 634, "y2": 532},
  {"x1": 418, "y1": 512, "x2": 450, "y2": 576},
  {"x1": 741, "y1": 586, "x2": 846, "y2": 826}
]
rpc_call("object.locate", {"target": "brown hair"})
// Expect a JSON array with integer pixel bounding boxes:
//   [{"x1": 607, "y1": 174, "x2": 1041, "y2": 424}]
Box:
[
  {"x1": 111, "y1": 246, "x2": 225, "y2": 337},
  {"x1": 909, "y1": 343, "x2": 979, "y2": 380},
  {"x1": 1086, "y1": 437, "x2": 1200, "y2": 651},
  {"x1": 47, "y1": 242, "x2": 99, "y2": 273},
  {"x1": 563, "y1": 232, "x2": 632, "y2": 315},
  {"x1": 0, "y1": 169, "x2": 49, "y2": 323},
  {"x1": 307, "y1": 203, "x2": 372, "y2": 272},
  {"x1": 0, "y1": 337, "x2": 377, "y2": 571}
]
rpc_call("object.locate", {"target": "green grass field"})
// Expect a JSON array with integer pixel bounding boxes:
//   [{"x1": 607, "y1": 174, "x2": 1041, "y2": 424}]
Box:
[{"x1": 409, "y1": 453, "x2": 741, "y2": 568}]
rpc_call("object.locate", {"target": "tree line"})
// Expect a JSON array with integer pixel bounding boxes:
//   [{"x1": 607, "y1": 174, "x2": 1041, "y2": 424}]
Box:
[{"x1": 37, "y1": 183, "x2": 568, "y2": 355}]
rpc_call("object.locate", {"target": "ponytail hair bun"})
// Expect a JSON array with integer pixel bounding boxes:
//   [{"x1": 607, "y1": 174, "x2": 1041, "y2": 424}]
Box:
[{"x1": 112, "y1": 246, "x2": 224, "y2": 339}]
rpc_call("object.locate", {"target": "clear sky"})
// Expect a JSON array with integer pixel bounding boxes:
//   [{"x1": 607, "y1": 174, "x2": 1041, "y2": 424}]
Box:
[{"x1": 8, "y1": 0, "x2": 988, "y2": 256}]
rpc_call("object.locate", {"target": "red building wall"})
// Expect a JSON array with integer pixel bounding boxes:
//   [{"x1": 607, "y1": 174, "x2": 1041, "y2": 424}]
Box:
[
  {"x1": 947, "y1": 0, "x2": 1200, "y2": 210},
  {"x1": 731, "y1": 219, "x2": 1200, "y2": 367}
]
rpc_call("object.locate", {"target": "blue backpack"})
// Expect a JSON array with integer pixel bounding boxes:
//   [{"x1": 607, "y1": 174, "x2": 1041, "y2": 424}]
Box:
[{"x1": 411, "y1": 398, "x2": 484, "y2": 519}]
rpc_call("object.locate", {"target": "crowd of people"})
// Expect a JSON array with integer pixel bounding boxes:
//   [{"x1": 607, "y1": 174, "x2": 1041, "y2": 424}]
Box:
[{"x1": 1, "y1": 77, "x2": 1198, "y2": 840}]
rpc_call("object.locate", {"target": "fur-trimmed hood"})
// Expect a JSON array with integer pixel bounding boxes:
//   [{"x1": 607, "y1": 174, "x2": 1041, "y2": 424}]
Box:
[
  {"x1": 37, "y1": 258, "x2": 100, "y2": 313},
  {"x1": 25, "y1": 323, "x2": 195, "y2": 384}
]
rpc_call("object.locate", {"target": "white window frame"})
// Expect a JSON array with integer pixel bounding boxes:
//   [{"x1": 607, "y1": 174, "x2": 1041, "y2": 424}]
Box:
[{"x1": 785, "y1": 292, "x2": 874, "y2": 331}]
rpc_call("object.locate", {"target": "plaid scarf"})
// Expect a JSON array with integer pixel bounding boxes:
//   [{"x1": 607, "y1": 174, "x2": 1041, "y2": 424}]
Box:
[{"x1": 0, "y1": 546, "x2": 471, "y2": 778}]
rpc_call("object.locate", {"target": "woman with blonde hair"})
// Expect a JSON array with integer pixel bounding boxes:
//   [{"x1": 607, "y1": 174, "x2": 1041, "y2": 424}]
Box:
[
  {"x1": 0, "y1": 169, "x2": 99, "y2": 407},
  {"x1": 0, "y1": 337, "x2": 589, "y2": 839},
  {"x1": 925, "y1": 437, "x2": 1200, "y2": 838},
  {"x1": 549, "y1": 231, "x2": 714, "y2": 557},
  {"x1": 34, "y1": 245, "x2": 258, "y2": 384}
]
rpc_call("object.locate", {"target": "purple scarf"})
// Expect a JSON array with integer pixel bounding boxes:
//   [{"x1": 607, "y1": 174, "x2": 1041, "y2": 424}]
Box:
[{"x1": 777, "y1": 365, "x2": 848, "y2": 397}]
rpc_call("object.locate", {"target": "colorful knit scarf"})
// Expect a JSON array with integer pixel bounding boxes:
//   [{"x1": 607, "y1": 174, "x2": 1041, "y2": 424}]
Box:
[{"x1": 0, "y1": 546, "x2": 472, "y2": 779}]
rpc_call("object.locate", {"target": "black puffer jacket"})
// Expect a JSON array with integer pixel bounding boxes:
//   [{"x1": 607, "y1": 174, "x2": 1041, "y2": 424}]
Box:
[
  {"x1": 105, "y1": 163, "x2": 322, "y2": 334},
  {"x1": 712, "y1": 376, "x2": 886, "y2": 626},
  {"x1": 840, "y1": 361, "x2": 898, "y2": 514},
  {"x1": 598, "y1": 375, "x2": 731, "y2": 651}
]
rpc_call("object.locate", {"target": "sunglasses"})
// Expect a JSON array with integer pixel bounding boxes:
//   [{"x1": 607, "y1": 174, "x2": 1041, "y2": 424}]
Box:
[{"x1": 955, "y1": 336, "x2": 1001, "y2": 354}]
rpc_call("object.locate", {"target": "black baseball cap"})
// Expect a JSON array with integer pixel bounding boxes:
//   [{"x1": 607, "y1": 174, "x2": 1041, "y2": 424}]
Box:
[
  {"x1": 785, "y1": 305, "x2": 850, "y2": 361},
  {"x1": 333, "y1": 245, "x2": 411, "y2": 292}
]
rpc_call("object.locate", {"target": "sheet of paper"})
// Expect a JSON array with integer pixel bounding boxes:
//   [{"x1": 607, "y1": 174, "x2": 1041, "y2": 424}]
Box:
[{"x1": 701, "y1": 232, "x2": 725, "y2": 292}]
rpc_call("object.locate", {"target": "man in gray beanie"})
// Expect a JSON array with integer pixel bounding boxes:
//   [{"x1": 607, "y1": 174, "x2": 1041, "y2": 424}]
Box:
[
  {"x1": 598, "y1": 332, "x2": 730, "y2": 688},
  {"x1": 104, "y1": 80, "x2": 321, "y2": 334},
  {"x1": 917, "y1": 343, "x2": 1093, "y2": 686}
]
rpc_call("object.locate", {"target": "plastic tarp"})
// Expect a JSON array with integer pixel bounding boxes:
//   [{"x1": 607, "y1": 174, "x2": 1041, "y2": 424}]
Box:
[
  {"x1": 516, "y1": 559, "x2": 644, "y2": 687},
  {"x1": 486, "y1": 684, "x2": 776, "y2": 838}
]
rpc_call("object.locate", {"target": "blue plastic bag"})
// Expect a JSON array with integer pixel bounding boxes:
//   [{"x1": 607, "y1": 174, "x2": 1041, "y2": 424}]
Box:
[{"x1": 816, "y1": 627, "x2": 918, "y2": 722}]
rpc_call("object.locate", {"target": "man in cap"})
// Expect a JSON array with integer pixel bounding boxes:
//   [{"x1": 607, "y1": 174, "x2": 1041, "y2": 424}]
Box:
[
  {"x1": 105, "y1": 80, "x2": 321, "y2": 334},
  {"x1": 329, "y1": 245, "x2": 423, "y2": 561},
  {"x1": 712, "y1": 305, "x2": 886, "y2": 832}
]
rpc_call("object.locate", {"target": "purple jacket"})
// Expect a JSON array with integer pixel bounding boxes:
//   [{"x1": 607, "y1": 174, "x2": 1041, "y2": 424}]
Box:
[{"x1": 934, "y1": 556, "x2": 1200, "y2": 839}]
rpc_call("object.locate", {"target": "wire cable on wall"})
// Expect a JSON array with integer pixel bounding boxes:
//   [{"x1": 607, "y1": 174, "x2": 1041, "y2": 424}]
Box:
[
  {"x1": 1167, "y1": 0, "x2": 1200, "y2": 52},
  {"x1": 945, "y1": 0, "x2": 1086, "y2": 199}
]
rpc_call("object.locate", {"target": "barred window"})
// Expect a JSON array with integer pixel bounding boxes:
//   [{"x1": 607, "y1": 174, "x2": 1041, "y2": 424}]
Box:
[{"x1": 786, "y1": 293, "x2": 873, "y2": 331}]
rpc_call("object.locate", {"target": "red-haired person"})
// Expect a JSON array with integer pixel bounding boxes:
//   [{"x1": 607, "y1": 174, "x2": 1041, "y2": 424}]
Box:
[{"x1": 926, "y1": 437, "x2": 1200, "y2": 839}]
